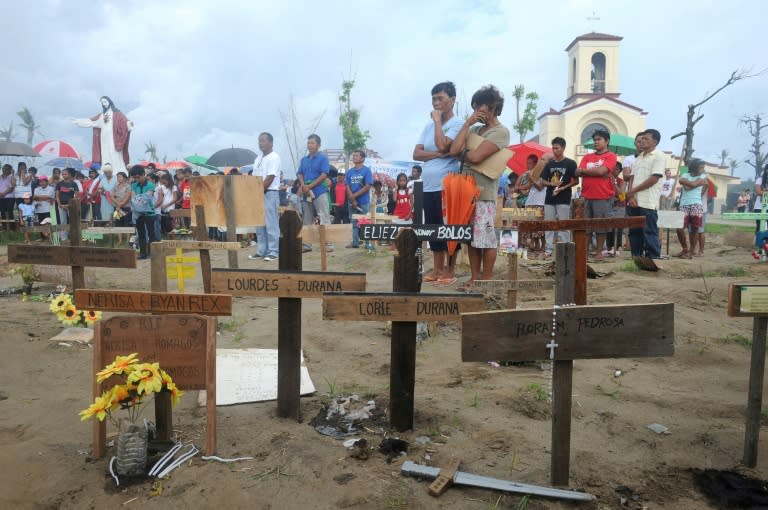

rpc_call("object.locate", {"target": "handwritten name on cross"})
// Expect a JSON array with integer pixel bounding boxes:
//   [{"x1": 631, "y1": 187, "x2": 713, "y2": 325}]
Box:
[{"x1": 461, "y1": 242, "x2": 673, "y2": 486}]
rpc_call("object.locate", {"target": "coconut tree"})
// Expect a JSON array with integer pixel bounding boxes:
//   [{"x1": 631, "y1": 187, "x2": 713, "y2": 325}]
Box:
[
  {"x1": 144, "y1": 141, "x2": 158, "y2": 162},
  {"x1": 16, "y1": 107, "x2": 42, "y2": 145},
  {"x1": 0, "y1": 121, "x2": 15, "y2": 141}
]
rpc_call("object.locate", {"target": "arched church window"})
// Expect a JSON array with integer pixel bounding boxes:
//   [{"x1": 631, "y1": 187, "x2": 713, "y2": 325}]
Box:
[
  {"x1": 591, "y1": 52, "x2": 606, "y2": 93},
  {"x1": 581, "y1": 123, "x2": 609, "y2": 144},
  {"x1": 570, "y1": 58, "x2": 576, "y2": 96}
]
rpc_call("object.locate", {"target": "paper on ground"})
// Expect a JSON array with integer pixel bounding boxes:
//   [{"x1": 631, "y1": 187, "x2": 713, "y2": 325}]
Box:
[{"x1": 197, "y1": 348, "x2": 315, "y2": 406}]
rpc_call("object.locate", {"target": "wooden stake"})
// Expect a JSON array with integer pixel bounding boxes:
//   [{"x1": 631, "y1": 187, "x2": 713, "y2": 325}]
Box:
[
  {"x1": 195, "y1": 206, "x2": 212, "y2": 294},
  {"x1": 744, "y1": 316, "x2": 768, "y2": 467},
  {"x1": 552, "y1": 242, "x2": 576, "y2": 486},
  {"x1": 390, "y1": 229, "x2": 420, "y2": 431},
  {"x1": 277, "y1": 210, "x2": 303, "y2": 420},
  {"x1": 224, "y1": 176, "x2": 238, "y2": 269},
  {"x1": 69, "y1": 199, "x2": 85, "y2": 290}
]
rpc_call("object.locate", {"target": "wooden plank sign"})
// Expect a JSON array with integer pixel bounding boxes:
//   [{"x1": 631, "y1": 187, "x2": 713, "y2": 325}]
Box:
[
  {"x1": 323, "y1": 292, "x2": 485, "y2": 322},
  {"x1": 360, "y1": 224, "x2": 472, "y2": 242},
  {"x1": 300, "y1": 224, "x2": 355, "y2": 244},
  {"x1": 93, "y1": 314, "x2": 217, "y2": 456},
  {"x1": 728, "y1": 284, "x2": 768, "y2": 317},
  {"x1": 467, "y1": 279, "x2": 554, "y2": 292},
  {"x1": 462, "y1": 303, "x2": 674, "y2": 361},
  {"x1": 9, "y1": 244, "x2": 136, "y2": 268},
  {"x1": 74, "y1": 289, "x2": 232, "y2": 316},
  {"x1": 159, "y1": 240, "x2": 240, "y2": 251},
  {"x1": 211, "y1": 268, "x2": 366, "y2": 298}
]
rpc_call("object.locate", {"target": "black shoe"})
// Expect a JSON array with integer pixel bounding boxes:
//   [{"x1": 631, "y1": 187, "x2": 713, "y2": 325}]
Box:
[{"x1": 138, "y1": 254, "x2": 149, "y2": 260}]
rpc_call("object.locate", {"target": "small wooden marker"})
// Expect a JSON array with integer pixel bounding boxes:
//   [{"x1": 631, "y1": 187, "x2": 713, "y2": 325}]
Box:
[{"x1": 427, "y1": 457, "x2": 461, "y2": 497}]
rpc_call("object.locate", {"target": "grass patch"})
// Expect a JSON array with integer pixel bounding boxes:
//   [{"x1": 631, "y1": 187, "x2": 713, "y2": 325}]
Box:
[
  {"x1": 704, "y1": 267, "x2": 748, "y2": 278},
  {"x1": 618, "y1": 261, "x2": 640, "y2": 272},
  {"x1": 705, "y1": 223, "x2": 754, "y2": 234},
  {"x1": 220, "y1": 317, "x2": 246, "y2": 332},
  {"x1": 715, "y1": 334, "x2": 752, "y2": 348},
  {"x1": 525, "y1": 382, "x2": 548, "y2": 402}
]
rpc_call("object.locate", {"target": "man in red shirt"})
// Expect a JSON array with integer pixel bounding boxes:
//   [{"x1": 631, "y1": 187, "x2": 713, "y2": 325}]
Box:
[{"x1": 576, "y1": 130, "x2": 617, "y2": 260}]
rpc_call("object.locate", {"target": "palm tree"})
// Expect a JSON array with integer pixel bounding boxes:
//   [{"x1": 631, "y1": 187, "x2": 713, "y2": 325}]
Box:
[
  {"x1": 0, "y1": 121, "x2": 15, "y2": 142},
  {"x1": 144, "y1": 141, "x2": 158, "y2": 162},
  {"x1": 16, "y1": 107, "x2": 41, "y2": 145}
]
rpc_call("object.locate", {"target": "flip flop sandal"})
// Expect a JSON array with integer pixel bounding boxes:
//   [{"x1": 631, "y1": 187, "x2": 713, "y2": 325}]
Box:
[
  {"x1": 423, "y1": 274, "x2": 439, "y2": 282},
  {"x1": 435, "y1": 277, "x2": 457, "y2": 286}
]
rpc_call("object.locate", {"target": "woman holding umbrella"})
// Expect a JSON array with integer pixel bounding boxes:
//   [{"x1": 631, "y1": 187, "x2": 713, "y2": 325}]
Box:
[
  {"x1": 412, "y1": 81, "x2": 464, "y2": 284},
  {"x1": 449, "y1": 85, "x2": 510, "y2": 289}
]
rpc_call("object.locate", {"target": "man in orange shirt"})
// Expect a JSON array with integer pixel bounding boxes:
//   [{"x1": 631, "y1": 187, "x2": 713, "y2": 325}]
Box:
[{"x1": 576, "y1": 130, "x2": 617, "y2": 260}]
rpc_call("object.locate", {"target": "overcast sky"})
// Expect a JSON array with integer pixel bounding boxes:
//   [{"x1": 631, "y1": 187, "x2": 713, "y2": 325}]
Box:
[{"x1": 1, "y1": 0, "x2": 765, "y2": 179}]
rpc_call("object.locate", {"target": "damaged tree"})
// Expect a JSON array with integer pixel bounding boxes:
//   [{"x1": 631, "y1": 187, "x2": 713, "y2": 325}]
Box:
[
  {"x1": 742, "y1": 114, "x2": 768, "y2": 180},
  {"x1": 671, "y1": 69, "x2": 763, "y2": 164}
]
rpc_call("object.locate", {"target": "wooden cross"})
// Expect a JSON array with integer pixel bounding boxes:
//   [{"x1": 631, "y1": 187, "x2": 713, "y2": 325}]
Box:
[
  {"x1": 91, "y1": 314, "x2": 218, "y2": 457},
  {"x1": 727, "y1": 283, "x2": 768, "y2": 467},
  {"x1": 323, "y1": 228, "x2": 485, "y2": 431},
  {"x1": 517, "y1": 215, "x2": 646, "y2": 304},
  {"x1": 210, "y1": 210, "x2": 367, "y2": 421},
  {"x1": 461, "y1": 242, "x2": 674, "y2": 486},
  {"x1": 8, "y1": 199, "x2": 136, "y2": 290},
  {"x1": 724, "y1": 203, "x2": 768, "y2": 259}
]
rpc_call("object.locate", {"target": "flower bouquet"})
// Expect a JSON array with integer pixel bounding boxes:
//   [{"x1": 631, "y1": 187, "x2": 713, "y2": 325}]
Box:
[
  {"x1": 80, "y1": 353, "x2": 184, "y2": 476},
  {"x1": 49, "y1": 293, "x2": 102, "y2": 327}
]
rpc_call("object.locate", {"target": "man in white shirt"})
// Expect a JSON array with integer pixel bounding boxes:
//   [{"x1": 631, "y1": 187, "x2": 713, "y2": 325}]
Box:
[
  {"x1": 659, "y1": 168, "x2": 676, "y2": 210},
  {"x1": 626, "y1": 129, "x2": 665, "y2": 266},
  {"x1": 249, "y1": 132, "x2": 281, "y2": 261}
]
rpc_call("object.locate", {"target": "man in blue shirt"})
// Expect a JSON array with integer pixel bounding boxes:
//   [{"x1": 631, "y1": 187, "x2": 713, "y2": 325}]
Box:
[
  {"x1": 296, "y1": 134, "x2": 331, "y2": 251},
  {"x1": 128, "y1": 165, "x2": 159, "y2": 260},
  {"x1": 344, "y1": 150, "x2": 373, "y2": 249}
]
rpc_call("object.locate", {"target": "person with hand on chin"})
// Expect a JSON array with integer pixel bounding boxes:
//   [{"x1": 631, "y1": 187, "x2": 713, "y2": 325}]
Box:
[
  {"x1": 413, "y1": 81, "x2": 463, "y2": 285},
  {"x1": 449, "y1": 85, "x2": 510, "y2": 290}
]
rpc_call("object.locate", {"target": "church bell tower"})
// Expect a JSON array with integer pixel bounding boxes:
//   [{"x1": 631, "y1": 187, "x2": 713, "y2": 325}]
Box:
[{"x1": 564, "y1": 32, "x2": 623, "y2": 107}]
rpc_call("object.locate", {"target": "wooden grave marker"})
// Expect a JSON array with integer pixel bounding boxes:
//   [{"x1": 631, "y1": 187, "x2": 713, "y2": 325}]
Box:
[
  {"x1": 74, "y1": 289, "x2": 232, "y2": 316},
  {"x1": 210, "y1": 210, "x2": 367, "y2": 420},
  {"x1": 8, "y1": 199, "x2": 136, "y2": 290},
  {"x1": 151, "y1": 206, "x2": 241, "y2": 293},
  {"x1": 727, "y1": 283, "x2": 768, "y2": 467},
  {"x1": 461, "y1": 242, "x2": 674, "y2": 486},
  {"x1": 92, "y1": 314, "x2": 217, "y2": 457},
  {"x1": 323, "y1": 228, "x2": 485, "y2": 431}
]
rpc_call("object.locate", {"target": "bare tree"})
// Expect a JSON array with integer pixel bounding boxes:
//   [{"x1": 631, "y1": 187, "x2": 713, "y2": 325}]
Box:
[
  {"x1": 279, "y1": 94, "x2": 325, "y2": 171},
  {"x1": 671, "y1": 69, "x2": 765, "y2": 164},
  {"x1": 742, "y1": 114, "x2": 768, "y2": 180},
  {"x1": 16, "y1": 107, "x2": 42, "y2": 145}
]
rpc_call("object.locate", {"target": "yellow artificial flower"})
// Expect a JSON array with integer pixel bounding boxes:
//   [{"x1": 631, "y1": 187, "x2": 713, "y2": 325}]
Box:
[
  {"x1": 49, "y1": 293, "x2": 72, "y2": 313},
  {"x1": 83, "y1": 310, "x2": 102, "y2": 325},
  {"x1": 165, "y1": 381, "x2": 184, "y2": 407},
  {"x1": 97, "y1": 353, "x2": 139, "y2": 383},
  {"x1": 107, "y1": 384, "x2": 132, "y2": 410},
  {"x1": 127, "y1": 362, "x2": 163, "y2": 395},
  {"x1": 79, "y1": 393, "x2": 112, "y2": 422},
  {"x1": 58, "y1": 305, "x2": 82, "y2": 326}
]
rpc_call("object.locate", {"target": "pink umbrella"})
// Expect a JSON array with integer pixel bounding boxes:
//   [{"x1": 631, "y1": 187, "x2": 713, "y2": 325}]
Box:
[{"x1": 34, "y1": 140, "x2": 80, "y2": 159}]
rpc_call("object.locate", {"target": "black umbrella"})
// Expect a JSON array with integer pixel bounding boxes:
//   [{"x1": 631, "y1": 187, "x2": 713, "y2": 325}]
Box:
[
  {"x1": 0, "y1": 141, "x2": 40, "y2": 157},
  {"x1": 207, "y1": 147, "x2": 257, "y2": 167}
]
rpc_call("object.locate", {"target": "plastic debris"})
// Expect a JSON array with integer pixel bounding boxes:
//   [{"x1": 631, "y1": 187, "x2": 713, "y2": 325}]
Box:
[{"x1": 647, "y1": 423, "x2": 670, "y2": 435}]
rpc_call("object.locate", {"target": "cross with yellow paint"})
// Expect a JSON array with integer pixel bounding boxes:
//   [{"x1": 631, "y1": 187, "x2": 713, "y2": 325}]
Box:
[{"x1": 165, "y1": 248, "x2": 199, "y2": 293}]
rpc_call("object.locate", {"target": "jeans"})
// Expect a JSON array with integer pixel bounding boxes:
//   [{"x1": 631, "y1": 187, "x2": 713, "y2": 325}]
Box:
[
  {"x1": 300, "y1": 192, "x2": 331, "y2": 225},
  {"x1": 256, "y1": 190, "x2": 280, "y2": 257},
  {"x1": 626, "y1": 206, "x2": 660, "y2": 259},
  {"x1": 349, "y1": 202, "x2": 373, "y2": 248},
  {"x1": 544, "y1": 204, "x2": 571, "y2": 252},
  {"x1": 135, "y1": 214, "x2": 160, "y2": 257}
]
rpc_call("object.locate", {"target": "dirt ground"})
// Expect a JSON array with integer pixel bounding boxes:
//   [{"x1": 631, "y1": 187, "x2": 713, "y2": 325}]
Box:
[{"x1": 1, "y1": 226, "x2": 768, "y2": 510}]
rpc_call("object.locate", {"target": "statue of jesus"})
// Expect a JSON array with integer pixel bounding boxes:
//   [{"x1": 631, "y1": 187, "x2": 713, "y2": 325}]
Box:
[{"x1": 71, "y1": 96, "x2": 133, "y2": 175}]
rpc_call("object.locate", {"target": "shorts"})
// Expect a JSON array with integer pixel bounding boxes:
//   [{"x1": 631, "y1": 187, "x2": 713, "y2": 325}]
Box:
[
  {"x1": 585, "y1": 198, "x2": 613, "y2": 233},
  {"x1": 471, "y1": 200, "x2": 497, "y2": 249},
  {"x1": 682, "y1": 203, "x2": 703, "y2": 230},
  {"x1": 424, "y1": 191, "x2": 447, "y2": 252}
]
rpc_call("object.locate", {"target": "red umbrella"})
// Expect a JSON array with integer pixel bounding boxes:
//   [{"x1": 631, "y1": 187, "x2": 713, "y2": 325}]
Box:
[
  {"x1": 165, "y1": 160, "x2": 188, "y2": 170},
  {"x1": 34, "y1": 140, "x2": 80, "y2": 159},
  {"x1": 506, "y1": 142, "x2": 552, "y2": 175}
]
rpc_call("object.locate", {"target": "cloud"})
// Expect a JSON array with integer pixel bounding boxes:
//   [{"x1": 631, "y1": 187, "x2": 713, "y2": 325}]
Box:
[{"x1": 0, "y1": 0, "x2": 766, "y2": 180}]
